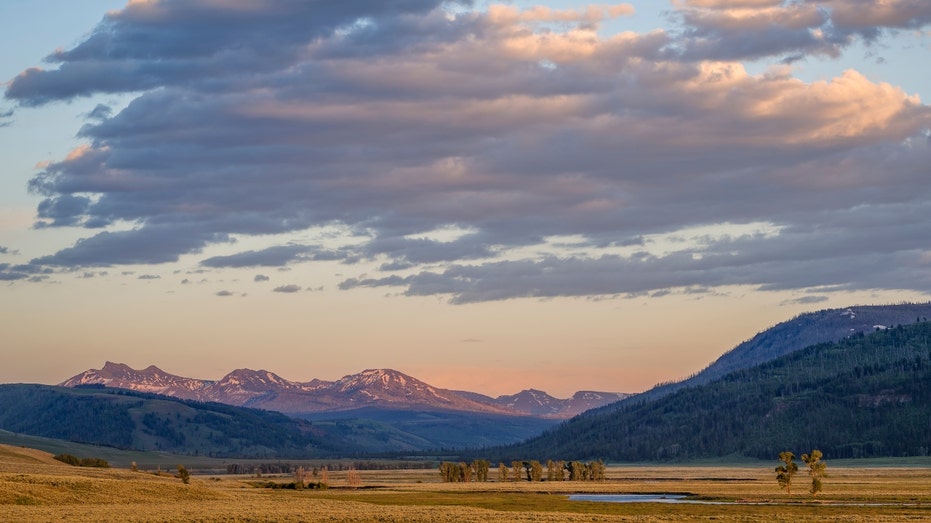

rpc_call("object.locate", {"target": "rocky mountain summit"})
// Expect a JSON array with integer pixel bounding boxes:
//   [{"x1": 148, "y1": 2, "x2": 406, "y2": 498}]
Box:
[{"x1": 61, "y1": 363, "x2": 626, "y2": 419}]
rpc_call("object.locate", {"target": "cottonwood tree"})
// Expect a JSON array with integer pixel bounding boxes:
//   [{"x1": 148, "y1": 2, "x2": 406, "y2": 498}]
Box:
[
  {"x1": 554, "y1": 460, "x2": 566, "y2": 481},
  {"x1": 439, "y1": 462, "x2": 457, "y2": 482},
  {"x1": 775, "y1": 451, "x2": 798, "y2": 495},
  {"x1": 177, "y1": 464, "x2": 190, "y2": 484},
  {"x1": 346, "y1": 466, "x2": 361, "y2": 488},
  {"x1": 511, "y1": 461, "x2": 523, "y2": 482},
  {"x1": 589, "y1": 460, "x2": 607, "y2": 481},
  {"x1": 459, "y1": 462, "x2": 472, "y2": 483},
  {"x1": 528, "y1": 460, "x2": 543, "y2": 482},
  {"x1": 473, "y1": 460, "x2": 490, "y2": 482},
  {"x1": 801, "y1": 450, "x2": 826, "y2": 496},
  {"x1": 566, "y1": 461, "x2": 585, "y2": 481},
  {"x1": 498, "y1": 462, "x2": 508, "y2": 482},
  {"x1": 293, "y1": 466, "x2": 306, "y2": 489},
  {"x1": 546, "y1": 460, "x2": 558, "y2": 481}
]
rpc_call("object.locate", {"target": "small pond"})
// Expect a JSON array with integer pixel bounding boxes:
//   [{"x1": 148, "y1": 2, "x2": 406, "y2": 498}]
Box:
[{"x1": 569, "y1": 494, "x2": 693, "y2": 504}]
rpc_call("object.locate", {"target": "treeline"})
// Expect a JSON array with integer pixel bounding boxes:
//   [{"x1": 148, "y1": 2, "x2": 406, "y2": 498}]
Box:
[
  {"x1": 53, "y1": 454, "x2": 110, "y2": 468},
  {"x1": 438, "y1": 459, "x2": 606, "y2": 482},
  {"x1": 500, "y1": 321, "x2": 931, "y2": 462},
  {"x1": 226, "y1": 461, "x2": 434, "y2": 475}
]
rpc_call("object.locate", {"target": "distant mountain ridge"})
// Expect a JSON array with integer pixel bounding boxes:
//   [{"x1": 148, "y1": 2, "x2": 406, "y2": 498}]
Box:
[
  {"x1": 457, "y1": 389, "x2": 630, "y2": 419},
  {"x1": 61, "y1": 363, "x2": 627, "y2": 419}
]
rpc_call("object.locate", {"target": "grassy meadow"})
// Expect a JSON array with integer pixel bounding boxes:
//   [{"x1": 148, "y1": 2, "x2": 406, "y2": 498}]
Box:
[{"x1": 3, "y1": 444, "x2": 931, "y2": 522}]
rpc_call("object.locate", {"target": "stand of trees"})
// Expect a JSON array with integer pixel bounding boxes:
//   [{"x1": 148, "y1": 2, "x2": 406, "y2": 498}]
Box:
[
  {"x1": 53, "y1": 454, "x2": 110, "y2": 468},
  {"x1": 440, "y1": 460, "x2": 605, "y2": 482},
  {"x1": 226, "y1": 460, "x2": 433, "y2": 475},
  {"x1": 775, "y1": 449, "x2": 826, "y2": 496}
]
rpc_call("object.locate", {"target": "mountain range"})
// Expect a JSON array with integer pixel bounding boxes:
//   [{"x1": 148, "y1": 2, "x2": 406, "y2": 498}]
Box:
[
  {"x1": 7, "y1": 302, "x2": 931, "y2": 459},
  {"x1": 60, "y1": 363, "x2": 629, "y2": 420}
]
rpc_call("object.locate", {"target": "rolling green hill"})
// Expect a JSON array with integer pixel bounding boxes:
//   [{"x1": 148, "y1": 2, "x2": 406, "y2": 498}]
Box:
[
  {"x1": 0, "y1": 385, "x2": 339, "y2": 458},
  {"x1": 0, "y1": 385, "x2": 557, "y2": 457},
  {"x1": 497, "y1": 321, "x2": 931, "y2": 462}
]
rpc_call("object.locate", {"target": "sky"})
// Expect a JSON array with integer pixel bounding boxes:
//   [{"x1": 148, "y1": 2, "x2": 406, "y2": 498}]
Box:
[{"x1": 1, "y1": 0, "x2": 930, "y2": 398}]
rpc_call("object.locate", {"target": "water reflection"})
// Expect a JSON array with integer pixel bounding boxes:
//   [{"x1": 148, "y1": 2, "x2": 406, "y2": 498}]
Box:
[{"x1": 569, "y1": 494, "x2": 691, "y2": 504}]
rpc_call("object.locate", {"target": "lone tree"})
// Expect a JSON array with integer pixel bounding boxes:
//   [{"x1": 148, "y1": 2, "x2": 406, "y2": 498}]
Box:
[
  {"x1": 801, "y1": 450, "x2": 826, "y2": 496},
  {"x1": 176, "y1": 464, "x2": 190, "y2": 484},
  {"x1": 775, "y1": 452, "x2": 798, "y2": 495},
  {"x1": 293, "y1": 466, "x2": 306, "y2": 489}
]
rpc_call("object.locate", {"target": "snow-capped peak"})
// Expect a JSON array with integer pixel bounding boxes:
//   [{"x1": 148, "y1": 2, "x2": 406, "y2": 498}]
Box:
[{"x1": 59, "y1": 362, "x2": 625, "y2": 418}]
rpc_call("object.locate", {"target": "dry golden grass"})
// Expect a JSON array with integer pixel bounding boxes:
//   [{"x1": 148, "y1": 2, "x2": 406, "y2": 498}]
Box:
[
  {"x1": 0, "y1": 444, "x2": 66, "y2": 467},
  {"x1": 3, "y1": 447, "x2": 931, "y2": 522}
]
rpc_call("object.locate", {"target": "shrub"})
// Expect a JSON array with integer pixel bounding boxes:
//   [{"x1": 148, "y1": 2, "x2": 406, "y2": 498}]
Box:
[
  {"x1": 53, "y1": 454, "x2": 80, "y2": 466},
  {"x1": 52, "y1": 454, "x2": 111, "y2": 468},
  {"x1": 79, "y1": 457, "x2": 111, "y2": 468}
]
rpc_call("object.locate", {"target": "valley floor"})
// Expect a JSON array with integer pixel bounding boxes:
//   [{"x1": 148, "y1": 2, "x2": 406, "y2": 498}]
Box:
[{"x1": 3, "y1": 447, "x2": 931, "y2": 522}]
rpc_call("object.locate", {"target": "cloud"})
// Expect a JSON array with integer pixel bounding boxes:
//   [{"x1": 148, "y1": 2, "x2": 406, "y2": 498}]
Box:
[
  {"x1": 201, "y1": 245, "x2": 316, "y2": 268},
  {"x1": 215, "y1": 290, "x2": 234, "y2": 297},
  {"x1": 5, "y1": 0, "x2": 453, "y2": 106},
  {"x1": 273, "y1": 284, "x2": 302, "y2": 293},
  {"x1": 0, "y1": 268, "x2": 29, "y2": 281},
  {"x1": 35, "y1": 194, "x2": 92, "y2": 227},
  {"x1": 254, "y1": 274, "x2": 270, "y2": 282},
  {"x1": 824, "y1": 0, "x2": 931, "y2": 33},
  {"x1": 0, "y1": 263, "x2": 54, "y2": 282},
  {"x1": 137, "y1": 274, "x2": 160, "y2": 280},
  {"x1": 31, "y1": 226, "x2": 230, "y2": 267},
  {"x1": 342, "y1": 204, "x2": 931, "y2": 303},
  {"x1": 672, "y1": 0, "x2": 931, "y2": 61},
  {"x1": 86, "y1": 104, "x2": 112, "y2": 121},
  {"x1": 4, "y1": 1, "x2": 931, "y2": 303},
  {"x1": 782, "y1": 295, "x2": 830, "y2": 306}
]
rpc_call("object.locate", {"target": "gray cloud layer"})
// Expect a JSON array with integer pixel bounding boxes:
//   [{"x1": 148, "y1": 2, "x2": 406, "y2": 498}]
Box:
[{"x1": 3, "y1": 0, "x2": 931, "y2": 301}]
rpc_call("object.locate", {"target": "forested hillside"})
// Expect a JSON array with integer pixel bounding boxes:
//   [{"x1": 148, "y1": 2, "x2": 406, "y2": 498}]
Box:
[
  {"x1": 612, "y1": 303, "x2": 931, "y2": 407},
  {"x1": 0, "y1": 385, "x2": 556, "y2": 456},
  {"x1": 0, "y1": 385, "x2": 337, "y2": 458},
  {"x1": 498, "y1": 321, "x2": 931, "y2": 462}
]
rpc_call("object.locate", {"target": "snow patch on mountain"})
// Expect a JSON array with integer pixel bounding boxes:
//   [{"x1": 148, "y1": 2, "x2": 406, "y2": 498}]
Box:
[{"x1": 61, "y1": 363, "x2": 627, "y2": 418}]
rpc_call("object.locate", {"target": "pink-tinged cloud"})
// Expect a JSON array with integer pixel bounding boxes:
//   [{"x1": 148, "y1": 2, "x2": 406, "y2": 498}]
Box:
[
  {"x1": 2, "y1": 0, "x2": 931, "y2": 302},
  {"x1": 673, "y1": 0, "x2": 931, "y2": 60},
  {"x1": 824, "y1": 0, "x2": 931, "y2": 31}
]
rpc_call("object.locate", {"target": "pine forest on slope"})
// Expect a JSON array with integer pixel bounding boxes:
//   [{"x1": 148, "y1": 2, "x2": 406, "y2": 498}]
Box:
[
  {"x1": 497, "y1": 320, "x2": 931, "y2": 462},
  {"x1": 595, "y1": 302, "x2": 931, "y2": 411}
]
